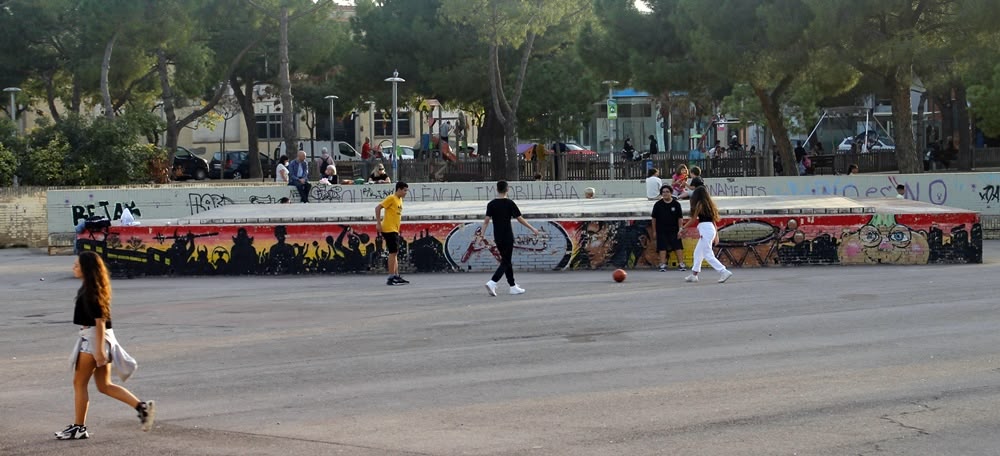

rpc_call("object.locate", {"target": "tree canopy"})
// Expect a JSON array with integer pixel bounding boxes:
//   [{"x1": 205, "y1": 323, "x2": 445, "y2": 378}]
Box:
[{"x1": 4, "y1": 0, "x2": 1000, "y2": 185}]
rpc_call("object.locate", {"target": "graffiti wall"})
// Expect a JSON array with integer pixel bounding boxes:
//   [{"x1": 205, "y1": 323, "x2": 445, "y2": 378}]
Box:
[
  {"x1": 47, "y1": 174, "x2": 1000, "y2": 242},
  {"x1": 77, "y1": 212, "x2": 981, "y2": 277},
  {"x1": 49, "y1": 180, "x2": 635, "y2": 236}
]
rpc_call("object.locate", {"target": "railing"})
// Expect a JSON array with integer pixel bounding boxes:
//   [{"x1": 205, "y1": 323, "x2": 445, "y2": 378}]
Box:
[
  {"x1": 972, "y1": 147, "x2": 1000, "y2": 169},
  {"x1": 331, "y1": 148, "x2": 1000, "y2": 183}
]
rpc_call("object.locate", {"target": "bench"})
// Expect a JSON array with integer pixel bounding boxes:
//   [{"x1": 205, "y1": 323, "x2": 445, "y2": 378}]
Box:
[{"x1": 811, "y1": 155, "x2": 836, "y2": 175}]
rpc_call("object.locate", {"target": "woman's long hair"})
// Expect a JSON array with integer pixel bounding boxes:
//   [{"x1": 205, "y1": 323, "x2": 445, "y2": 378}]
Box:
[
  {"x1": 689, "y1": 187, "x2": 719, "y2": 223},
  {"x1": 78, "y1": 251, "x2": 112, "y2": 320}
]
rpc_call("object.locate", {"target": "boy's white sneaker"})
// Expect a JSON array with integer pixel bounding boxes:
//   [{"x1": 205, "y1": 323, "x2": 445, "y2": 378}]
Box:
[
  {"x1": 509, "y1": 285, "x2": 526, "y2": 295},
  {"x1": 485, "y1": 280, "x2": 497, "y2": 297},
  {"x1": 718, "y1": 270, "x2": 733, "y2": 283},
  {"x1": 684, "y1": 274, "x2": 699, "y2": 283}
]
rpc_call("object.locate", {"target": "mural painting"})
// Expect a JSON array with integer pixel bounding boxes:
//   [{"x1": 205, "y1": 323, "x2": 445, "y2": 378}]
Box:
[
  {"x1": 444, "y1": 222, "x2": 573, "y2": 272},
  {"x1": 76, "y1": 213, "x2": 982, "y2": 277}
]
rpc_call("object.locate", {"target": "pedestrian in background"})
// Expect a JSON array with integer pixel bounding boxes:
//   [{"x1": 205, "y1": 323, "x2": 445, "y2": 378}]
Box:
[
  {"x1": 275, "y1": 155, "x2": 289, "y2": 184},
  {"x1": 645, "y1": 168, "x2": 662, "y2": 200},
  {"x1": 288, "y1": 150, "x2": 311, "y2": 203}
]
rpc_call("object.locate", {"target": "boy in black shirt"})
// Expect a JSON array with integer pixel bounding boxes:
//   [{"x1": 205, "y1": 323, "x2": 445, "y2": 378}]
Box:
[
  {"x1": 481, "y1": 181, "x2": 540, "y2": 296},
  {"x1": 651, "y1": 184, "x2": 687, "y2": 271}
]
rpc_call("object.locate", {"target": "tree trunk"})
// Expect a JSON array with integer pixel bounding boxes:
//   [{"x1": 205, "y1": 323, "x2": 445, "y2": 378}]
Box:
[
  {"x1": 233, "y1": 77, "x2": 263, "y2": 179},
  {"x1": 955, "y1": 83, "x2": 971, "y2": 170},
  {"x1": 71, "y1": 75, "x2": 82, "y2": 115},
  {"x1": 156, "y1": 49, "x2": 180, "y2": 164},
  {"x1": 890, "y1": 73, "x2": 919, "y2": 173},
  {"x1": 484, "y1": 108, "x2": 506, "y2": 180},
  {"x1": 279, "y1": 7, "x2": 297, "y2": 159},
  {"x1": 503, "y1": 119, "x2": 519, "y2": 180},
  {"x1": 937, "y1": 93, "x2": 952, "y2": 146},
  {"x1": 753, "y1": 86, "x2": 796, "y2": 176},
  {"x1": 762, "y1": 126, "x2": 773, "y2": 177},
  {"x1": 43, "y1": 72, "x2": 61, "y2": 124},
  {"x1": 100, "y1": 31, "x2": 120, "y2": 119},
  {"x1": 915, "y1": 90, "x2": 928, "y2": 159}
]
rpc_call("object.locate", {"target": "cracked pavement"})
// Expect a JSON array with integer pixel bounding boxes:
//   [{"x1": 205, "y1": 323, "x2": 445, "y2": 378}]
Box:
[{"x1": 2, "y1": 243, "x2": 1000, "y2": 455}]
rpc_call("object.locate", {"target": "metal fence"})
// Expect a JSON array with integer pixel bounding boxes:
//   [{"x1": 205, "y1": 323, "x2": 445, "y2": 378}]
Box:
[
  {"x1": 331, "y1": 148, "x2": 1000, "y2": 183},
  {"x1": 972, "y1": 147, "x2": 1000, "y2": 169}
]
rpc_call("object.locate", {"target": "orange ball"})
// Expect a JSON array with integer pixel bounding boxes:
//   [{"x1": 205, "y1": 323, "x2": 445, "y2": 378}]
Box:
[{"x1": 612, "y1": 269, "x2": 627, "y2": 283}]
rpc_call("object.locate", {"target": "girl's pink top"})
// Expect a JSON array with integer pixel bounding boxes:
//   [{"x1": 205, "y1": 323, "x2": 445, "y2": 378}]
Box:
[{"x1": 672, "y1": 173, "x2": 688, "y2": 193}]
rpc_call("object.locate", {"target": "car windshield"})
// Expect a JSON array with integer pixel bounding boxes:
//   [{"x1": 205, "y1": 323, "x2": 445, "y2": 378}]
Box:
[{"x1": 565, "y1": 144, "x2": 584, "y2": 150}]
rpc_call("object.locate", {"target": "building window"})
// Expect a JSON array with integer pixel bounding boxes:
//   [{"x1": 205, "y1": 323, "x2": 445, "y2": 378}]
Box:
[
  {"x1": 375, "y1": 111, "x2": 411, "y2": 136},
  {"x1": 256, "y1": 114, "x2": 283, "y2": 139}
]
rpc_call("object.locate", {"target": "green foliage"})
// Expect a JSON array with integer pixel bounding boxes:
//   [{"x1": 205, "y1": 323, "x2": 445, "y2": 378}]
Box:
[
  {"x1": 123, "y1": 142, "x2": 171, "y2": 184},
  {"x1": 0, "y1": 143, "x2": 18, "y2": 186},
  {"x1": 19, "y1": 111, "x2": 164, "y2": 186},
  {"x1": 519, "y1": 51, "x2": 603, "y2": 140},
  {"x1": 969, "y1": 64, "x2": 1000, "y2": 136},
  {"x1": 22, "y1": 132, "x2": 71, "y2": 185}
]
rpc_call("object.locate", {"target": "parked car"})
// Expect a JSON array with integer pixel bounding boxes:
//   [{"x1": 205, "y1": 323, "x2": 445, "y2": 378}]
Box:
[
  {"x1": 278, "y1": 141, "x2": 362, "y2": 161},
  {"x1": 209, "y1": 150, "x2": 275, "y2": 179},
  {"x1": 171, "y1": 146, "x2": 209, "y2": 180},
  {"x1": 563, "y1": 143, "x2": 599, "y2": 156},
  {"x1": 518, "y1": 142, "x2": 599, "y2": 158},
  {"x1": 380, "y1": 145, "x2": 416, "y2": 160}
]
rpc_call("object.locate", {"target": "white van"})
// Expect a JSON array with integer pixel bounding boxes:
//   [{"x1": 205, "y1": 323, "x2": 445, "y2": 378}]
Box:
[{"x1": 278, "y1": 141, "x2": 362, "y2": 161}]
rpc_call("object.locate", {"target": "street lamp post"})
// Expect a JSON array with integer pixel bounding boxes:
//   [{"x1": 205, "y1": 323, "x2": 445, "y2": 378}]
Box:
[
  {"x1": 324, "y1": 95, "x2": 338, "y2": 151},
  {"x1": 4, "y1": 87, "x2": 22, "y2": 135},
  {"x1": 602, "y1": 80, "x2": 619, "y2": 179},
  {"x1": 384, "y1": 70, "x2": 405, "y2": 183}
]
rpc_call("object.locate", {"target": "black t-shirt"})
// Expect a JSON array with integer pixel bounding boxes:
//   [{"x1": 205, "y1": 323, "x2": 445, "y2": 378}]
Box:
[
  {"x1": 486, "y1": 198, "x2": 522, "y2": 244},
  {"x1": 794, "y1": 145, "x2": 806, "y2": 161},
  {"x1": 651, "y1": 199, "x2": 682, "y2": 234},
  {"x1": 73, "y1": 288, "x2": 111, "y2": 328}
]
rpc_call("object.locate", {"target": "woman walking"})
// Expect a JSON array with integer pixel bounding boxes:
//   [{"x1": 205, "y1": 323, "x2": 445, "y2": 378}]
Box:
[
  {"x1": 681, "y1": 187, "x2": 733, "y2": 283},
  {"x1": 56, "y1": 251, "x2": 155, "y2": 440}
]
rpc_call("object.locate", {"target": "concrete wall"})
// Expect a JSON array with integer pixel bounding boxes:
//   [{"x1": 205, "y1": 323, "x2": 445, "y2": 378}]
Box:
[
  {"x1": 1, "y1": 172, "x2": 995, "y2": 251},
  {"x1": 47, "y1": 180, "x2": 627, "y2": 235},
  {"x1": 47, "y1": 172, "x2": 1000, "y2": 230},
  {"x1": 0, "y1": 187, "x2": 48, "y2": 248},
  {"x1": 76, "y1": 210, "x2": 981, "y2": 277}
]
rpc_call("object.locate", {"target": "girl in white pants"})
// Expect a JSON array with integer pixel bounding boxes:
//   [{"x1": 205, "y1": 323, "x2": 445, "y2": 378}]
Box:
[{"x1": 681, "y1": 187, "x2": 733, "y2": 283}]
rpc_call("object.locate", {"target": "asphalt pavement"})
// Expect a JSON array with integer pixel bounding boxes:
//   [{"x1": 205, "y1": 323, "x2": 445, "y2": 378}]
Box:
[{"x1": 1, "y1": 245, "x2": 999, "y2": 456}]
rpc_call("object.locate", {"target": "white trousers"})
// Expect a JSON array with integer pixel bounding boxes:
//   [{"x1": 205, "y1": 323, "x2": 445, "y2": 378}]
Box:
[{"x1": 692, "y1": 222, "x2": 726, "y2": 273}]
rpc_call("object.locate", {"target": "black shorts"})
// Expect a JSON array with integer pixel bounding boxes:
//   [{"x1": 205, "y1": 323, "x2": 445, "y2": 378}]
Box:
[
  {"x1": 656, "y1": 231, "x2": 683, "y2": 252},
  {"x1": 382, "y1": 232, "x2": 400, "y2": 253}
]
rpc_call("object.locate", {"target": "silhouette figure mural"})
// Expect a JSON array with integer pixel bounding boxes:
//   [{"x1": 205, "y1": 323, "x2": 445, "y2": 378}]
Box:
[{"x1": 74, "y1": 212, "x2": 982, "y2": 277}]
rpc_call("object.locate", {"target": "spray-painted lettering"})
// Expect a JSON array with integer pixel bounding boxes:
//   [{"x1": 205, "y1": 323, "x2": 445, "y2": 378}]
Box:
[
  {"x1": 708, "y1": 183, "x2": 768, "y2": 197},
  {"x1": 71, "y1": 201, "x2": 142, "y2": 225},
  {"x1": 980, "y1": 185, "x2": 1000, "y2": 206},
  {"x1": 188, "y1": 193, "x2": 234, "y2": 214}
]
